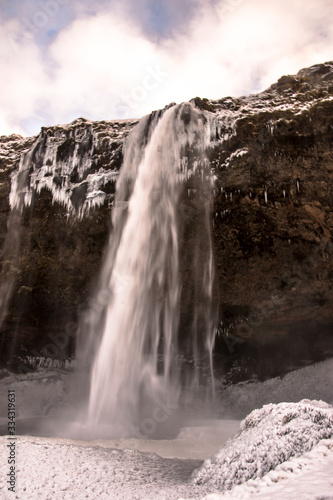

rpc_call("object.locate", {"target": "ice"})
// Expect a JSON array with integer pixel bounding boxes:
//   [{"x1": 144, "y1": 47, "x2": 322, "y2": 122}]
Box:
[
  {"x1": 7, "y1": 120, "x2": 130, "y2": 218},
  {"x1": 9, "y1": 156, "x2": 119, "y2": 217}
]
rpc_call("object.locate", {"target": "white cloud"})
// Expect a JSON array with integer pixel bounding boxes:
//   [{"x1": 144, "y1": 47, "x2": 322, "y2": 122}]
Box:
[
  {"x1": 167, "y1": 0, "x2": 333, "y2": 98},
  {"x1": 47, "y1": 13, "x2": 168, "y2": 121},
  {"x1": 0, "y1": 18, "x2": 50, "y2": 135},
  {"x1": 0, "y1": 0, "x2": 333, "y2": 136}
]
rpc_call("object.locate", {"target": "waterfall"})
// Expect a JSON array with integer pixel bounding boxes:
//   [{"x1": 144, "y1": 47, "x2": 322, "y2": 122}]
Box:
[
  {"x1": 0, "y1": 144, "x2": 38, "y2": 358},
  {"x1": 82, "y1": 102, "x2": 217, "y2": 438}
]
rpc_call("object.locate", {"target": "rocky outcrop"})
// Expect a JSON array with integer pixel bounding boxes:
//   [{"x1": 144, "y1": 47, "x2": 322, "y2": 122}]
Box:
[
  {"x1": 206, "y1": 62, "x2": 333, "y2": 379},
  {"x1": 1, "y1": 62, "x2": 333, "y2": 380}
]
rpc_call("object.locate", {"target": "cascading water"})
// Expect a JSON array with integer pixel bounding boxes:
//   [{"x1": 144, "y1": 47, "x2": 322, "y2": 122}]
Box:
[
  {"x1": 0, "y1": 143, "x2": 38, "y2": 360},
  {"x1": 79, "y1": 102, "x2": 218, "y2": 438}
]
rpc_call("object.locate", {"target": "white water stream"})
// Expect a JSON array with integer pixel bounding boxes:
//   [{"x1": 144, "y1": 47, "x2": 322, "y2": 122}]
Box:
[{"x1": 83, "y1": 103, "x2": 217, "y2": 438}]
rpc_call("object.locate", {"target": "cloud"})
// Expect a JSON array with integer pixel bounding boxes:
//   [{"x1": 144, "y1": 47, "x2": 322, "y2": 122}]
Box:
[
  {"x1": 69, "y1": 0, "x2": 202, "y2": 39},
  {"x1": 0, "y1": 0, "x2": 333, "y2": 136},
  {"x1": 170, "y1": 0, "x2": 333, "y2": 97},
  {"x1": 0, "y1": 18, "x2": 50, "y2": 135}
]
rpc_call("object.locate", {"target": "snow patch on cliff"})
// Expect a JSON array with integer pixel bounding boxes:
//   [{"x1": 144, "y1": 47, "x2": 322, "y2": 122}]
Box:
[{"x1": 221, "y1": 149, "x2": 249, "y2": 168}]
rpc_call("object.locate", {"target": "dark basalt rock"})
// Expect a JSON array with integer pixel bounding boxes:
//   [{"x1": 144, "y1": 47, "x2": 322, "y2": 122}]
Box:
[{"x1": 1, "y1": 61, "x2": 333, "y2": 381}]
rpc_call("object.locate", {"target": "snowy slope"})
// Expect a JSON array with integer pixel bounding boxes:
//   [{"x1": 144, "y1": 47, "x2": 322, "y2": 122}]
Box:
[{"x1": 218, "y1": 357, "x2": 333, "y2": 419}]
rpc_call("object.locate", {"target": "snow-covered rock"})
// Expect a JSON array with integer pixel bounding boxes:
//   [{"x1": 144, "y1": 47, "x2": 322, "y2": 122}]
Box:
[{"x1": 192, "y1": 400, "x2": 333, "y2": 491}]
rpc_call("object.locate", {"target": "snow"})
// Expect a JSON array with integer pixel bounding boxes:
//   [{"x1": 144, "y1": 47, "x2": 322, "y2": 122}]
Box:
[
  {"x1": 210, "y1": 86, "x2": 333, "y2": 159},
  {"x1": 221, "y1": 149, "x2": 249, "y2": 169},
  {"x1": 192, "y1": 400, "x2": 333, "y2": 491},
  {"x1": 217, "y1": 357, "x2": 333, "y2": 419},
  {"x1": 198, "y1": 439, "x2": 333, "y2": 500},
  {"x1": 0, "y1": 360, "x2": 332, "y2": 499},
  {"x1": 0, "y1": 135, "x2": 33, "y2": 166},
  {"x1": 0, "y1": 407, "x2": 332, "y2": 499},
  {"x1": 24, "y1": 356, "x2": 75, "y2": 370},
  {"x1": 0, "y1": 435, "x2": 208, "y2": 500}
]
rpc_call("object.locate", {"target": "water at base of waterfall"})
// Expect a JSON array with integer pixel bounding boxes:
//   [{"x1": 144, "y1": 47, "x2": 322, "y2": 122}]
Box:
[{"x1": 78, "y1": 102, "x2": 217, "y2": 439}]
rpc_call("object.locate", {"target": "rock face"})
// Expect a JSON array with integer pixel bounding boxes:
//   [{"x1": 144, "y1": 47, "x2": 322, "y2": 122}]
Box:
[
  {"x1": 1, "y1": 62, "x2": 333, "y2": 380},
  {"x1": 0, "y1": 118, "x2": 137, "y2": 362},
  {"x1": 205, "y1": 62, "x2": 333, "y2": 379}
]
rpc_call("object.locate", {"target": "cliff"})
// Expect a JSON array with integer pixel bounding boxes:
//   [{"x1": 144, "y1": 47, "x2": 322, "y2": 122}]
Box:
[{"x1": 1, "y1": 61, "x2": 333, "y2": 380}]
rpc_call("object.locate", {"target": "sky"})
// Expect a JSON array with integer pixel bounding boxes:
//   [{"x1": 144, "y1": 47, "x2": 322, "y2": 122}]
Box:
[{"x1": 0, "y1": 0, "x2": 332, "y2": 137}]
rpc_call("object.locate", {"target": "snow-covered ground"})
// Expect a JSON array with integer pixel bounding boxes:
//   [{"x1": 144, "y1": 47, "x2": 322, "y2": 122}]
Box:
[
  {"x1": 0, "y1": 406, "x2": 332, "y2": 499},
  {"x1": 217, "y1": 356, "x2": 333, "y2": 419},
  {"x1": 0, "y1": 358, "x2": 332, "y2": 499}
]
